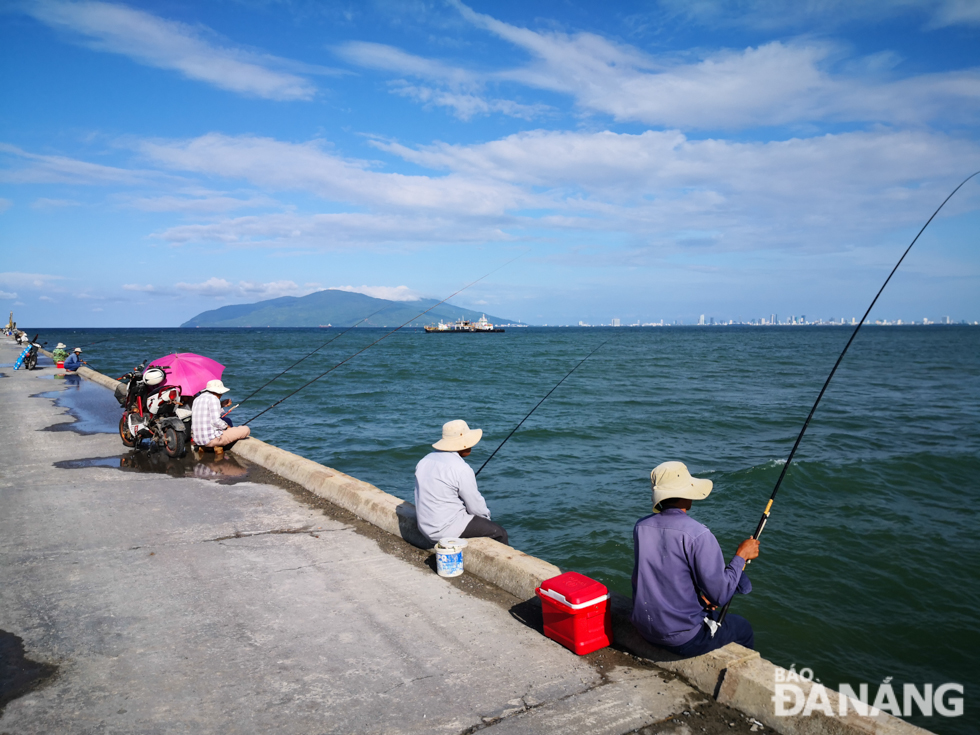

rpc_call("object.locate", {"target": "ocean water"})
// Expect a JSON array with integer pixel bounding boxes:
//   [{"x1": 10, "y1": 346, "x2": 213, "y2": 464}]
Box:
[{"x1": 36, "y1": 325, "x2": 979, "y2": 733}]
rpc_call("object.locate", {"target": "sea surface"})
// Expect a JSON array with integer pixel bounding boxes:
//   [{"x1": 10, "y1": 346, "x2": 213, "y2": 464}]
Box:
[{"x1": 33, "y1": 325, "x2": 980, "y2": 733}]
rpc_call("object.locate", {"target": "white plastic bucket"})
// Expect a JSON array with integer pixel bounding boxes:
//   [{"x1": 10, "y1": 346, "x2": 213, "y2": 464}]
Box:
[{"x1": 435, "y1": 538, "x2": 468, "y2": 578}]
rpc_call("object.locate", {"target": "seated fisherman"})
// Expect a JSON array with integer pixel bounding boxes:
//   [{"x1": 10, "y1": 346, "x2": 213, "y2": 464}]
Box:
[
  {"x1": 414, "y1": 420, "x2": 508, "y2": 546},
  {"x1": 191, "y1": 379, "x2": 250, "y2": 449},
  {"x1": 631, "y1": 461, "x2": 759, "y2": 657},
  {"x1": 64, "y1": 347, "x2": 84, "y2": 372}
]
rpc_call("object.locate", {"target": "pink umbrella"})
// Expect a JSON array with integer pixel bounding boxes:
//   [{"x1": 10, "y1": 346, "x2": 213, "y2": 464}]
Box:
[{"x1": 148, "y1": 353, "x2": 225, "y2": 396}]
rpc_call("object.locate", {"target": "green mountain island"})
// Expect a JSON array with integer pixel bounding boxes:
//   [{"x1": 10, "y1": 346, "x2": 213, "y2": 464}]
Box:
[{"x1": 180, "y1": 289, "x2": 521, "y2": 328}]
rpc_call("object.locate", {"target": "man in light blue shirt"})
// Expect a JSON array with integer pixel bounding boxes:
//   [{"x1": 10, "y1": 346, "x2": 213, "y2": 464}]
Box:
[
  {"x1": 632, "y1": 461, "x2": 759, "y2": 657},
  {"x1": 414, "y1": 420, "x2": 508, "y2": 546},
  {"x1": 64, "y1": 348, "x2": 84, "y2": 372}
]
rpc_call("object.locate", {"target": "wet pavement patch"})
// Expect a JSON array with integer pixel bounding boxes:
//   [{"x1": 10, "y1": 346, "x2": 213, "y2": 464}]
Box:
[
  {"x1": 0, "y1": 630, "x2": 57, "y2": 716},
  {"x1": 34, "y1": 377, "x2": 121, "y2": 435},
  {"x1": 54, "y1": 450, "x2": 253, "y2": 484}
]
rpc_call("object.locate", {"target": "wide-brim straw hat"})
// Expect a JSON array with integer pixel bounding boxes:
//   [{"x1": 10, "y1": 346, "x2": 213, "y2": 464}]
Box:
[
  {"x1": 56, "y1": 343, "x2": 66, "y2": 349},
  {"x1": 73, "y1": 347, "x2": 82, "y2": 353},
  {"x1": 433, "y1": 419, "x2": 482, "y2": 452},
  {"x1": 652, "y1": 461, "x2": 713, "y2": 509},
  {"x1": 206, "y1": 379, "x2": 230, "y2": 394}
]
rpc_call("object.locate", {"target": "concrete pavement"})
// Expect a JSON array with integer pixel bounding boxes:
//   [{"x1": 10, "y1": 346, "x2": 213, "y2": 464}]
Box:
[{"x1": 0, "y1": 339, "x2": 763, "y2": 735}]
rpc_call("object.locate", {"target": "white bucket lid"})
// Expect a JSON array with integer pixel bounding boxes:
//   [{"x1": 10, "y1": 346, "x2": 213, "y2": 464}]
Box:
[{"x1": 436, "y1": 538, "x2": 469, "y2": 551}]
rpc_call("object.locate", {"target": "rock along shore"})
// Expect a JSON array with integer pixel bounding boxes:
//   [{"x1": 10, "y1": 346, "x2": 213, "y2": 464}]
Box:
[{"x1": 0, "y1": 338, "x2": 932, "y2": 735}]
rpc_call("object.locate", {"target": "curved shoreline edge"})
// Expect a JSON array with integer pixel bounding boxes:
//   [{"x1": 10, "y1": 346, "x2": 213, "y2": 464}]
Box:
[{"x1": 60, "y1": 352, "x2": 931, "y2": 735}]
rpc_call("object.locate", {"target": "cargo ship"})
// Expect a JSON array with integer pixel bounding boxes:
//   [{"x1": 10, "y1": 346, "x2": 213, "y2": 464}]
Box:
[{"x1": 424, "y1": 315, "x2": 505, "y2": 333}]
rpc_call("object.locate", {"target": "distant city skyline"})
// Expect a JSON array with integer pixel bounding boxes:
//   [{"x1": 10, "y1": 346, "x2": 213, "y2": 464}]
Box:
[{"x1": 2, "y1": 1, "x2": 978, "y2": 327}]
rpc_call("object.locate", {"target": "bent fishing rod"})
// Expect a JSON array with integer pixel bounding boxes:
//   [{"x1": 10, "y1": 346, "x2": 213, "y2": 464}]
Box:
[
  {"x1": 236, "y1": 306, "x2": 392, "y2": 407},
  {"x1": 242, "y1": 254, "x2": 525, "y2": 426},
  {"x1": 717, "y1": 170, "x2": 980, "y2": 627},
  {"x1": 475, "y1": 341, "x2": 607, "y2": 477}
]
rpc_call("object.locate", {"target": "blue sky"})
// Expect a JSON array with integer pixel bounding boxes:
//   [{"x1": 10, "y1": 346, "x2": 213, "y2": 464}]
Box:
[{"x1": 1, "y1": 0, "x2": 978, "y2": 327}]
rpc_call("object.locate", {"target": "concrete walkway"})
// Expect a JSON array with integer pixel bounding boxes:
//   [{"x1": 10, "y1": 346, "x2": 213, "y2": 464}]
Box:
[{"x1": 0, "y1": 339, "x2": 761, "y2": 735}]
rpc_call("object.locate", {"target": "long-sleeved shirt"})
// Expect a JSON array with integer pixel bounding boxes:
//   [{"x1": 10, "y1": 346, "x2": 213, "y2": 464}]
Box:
[
  {"x1": 191, "y1": 391, "x2": 227, "y2": 446},
  {"x1": 64, "y1": 353, "x2": 81, "y2": 371},
  {"x1": 414, "y1": 451, "x2": 491, "y2": 543},
  {"x1": 631, "y1": 508, "x2": 752, "y2": 647}
]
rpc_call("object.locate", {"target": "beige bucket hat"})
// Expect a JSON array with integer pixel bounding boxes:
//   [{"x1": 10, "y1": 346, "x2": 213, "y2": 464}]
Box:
[
  {"x1": 206, "y1": 379, "x2": 230, "y2": 394},
  {"x1": 433, "y1": 420, "x2": 483, "y2": 452},
  {"x1": 652, "y1": 461, "x2": 713, "y2": 508}
]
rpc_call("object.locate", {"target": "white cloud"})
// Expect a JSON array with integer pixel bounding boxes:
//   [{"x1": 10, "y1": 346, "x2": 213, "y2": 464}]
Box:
[
  {"x1": 0, "y1": 143, "x2": 162, "y2": 185},
  {"x1": 32, "y1": 197, "x2": 81, "y2": 208},
  {"x1": 24, "y1": 0, "x2": 316, "y2": 100},
  {"x1": 0, "y1": 291, "x2": 17, "y2": 299},
  {"x1": 154, "y1": 210, "x2": 512, "y2": 247},
  {"x1": 0, "y1": 198, "x2": 11, "y2": 213},
  {"x1": 336, "y1": 41, "x2": 549, "y2": 120},
  {"x1": 142, "y1": 126, "x2": 980, "y2": 256},
  {"x1": 138, "y1": 133, "x2": 529, "y2": 215},
  {"x1": 390, "y1": 82, "x2": 549, "y2": 121},
  {"x1": 174, "y1": 278, "x2": 319, "y2": 300},
  {"x1": 0, "y1": 272, "x2": 65, "y2": 288},
  {"x1": 333, "y1": 2, "x2": 980, "y2": 129},
  {"x1": 653, "y1": 0, "x2": 980, "y2": 31},
  {"x1": 122, "y1": 283, "x2": 155, "y2": 292},
  {"x1": 125, "y1": 192, "x2": 278, "y2": 213},
  {"x1": 39, "y1": 295, "x2": 55, "y2": 302},
  {"x1": 329, "y1": 285, "x2": 422, "y2": 301}
]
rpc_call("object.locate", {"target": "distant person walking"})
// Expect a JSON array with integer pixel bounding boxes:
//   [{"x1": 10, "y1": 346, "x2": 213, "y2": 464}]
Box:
[
  {"x1": 64, "y1": 348, "x2": 85, "y2": 372},
  {"x1": 191, "y1": 379, "x2": 250, "y2": 449},
  {"x1": 631, "y1": 461, "x2": 759, "y2": 657},
  {"x1": 414, "y1": 420, "x2": 508, "y2": 546}
]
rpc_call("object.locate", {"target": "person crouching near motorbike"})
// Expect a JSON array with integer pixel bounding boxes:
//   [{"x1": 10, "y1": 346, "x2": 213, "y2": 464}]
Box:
[
  {"x1": 191, "y1": 379, "x2": 250, "y2": 451},
  {"x1": 64, "y1": 348, "x2": 85, "y2": 372}
]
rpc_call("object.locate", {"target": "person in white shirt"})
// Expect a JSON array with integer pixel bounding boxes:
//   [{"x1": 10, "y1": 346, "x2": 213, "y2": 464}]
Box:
[
  {"x1": 191, "y1": 379, "x2": 250, "y2": 449},
  {"x1": 414, "y1": 419, "x2": 508, "y2": 546}
]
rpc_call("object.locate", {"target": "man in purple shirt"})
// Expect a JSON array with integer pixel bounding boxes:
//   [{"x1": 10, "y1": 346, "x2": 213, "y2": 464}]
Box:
[{"x1": 631, "y1": 461, "x2": 760, "y2": 657}]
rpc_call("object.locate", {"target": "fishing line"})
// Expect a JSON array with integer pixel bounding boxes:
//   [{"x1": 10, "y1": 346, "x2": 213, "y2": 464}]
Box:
[
  {"x1": 717, "y1": 170, "x2": 980, "y2": 626},
  {"x1": 237, "y1": 306, "x2": 391, "y2": 406},
  {"x1": 475, "y1": 341, "x2": 606, "y2": 477},
  {"x1": 242, "y1": 253, "x2": 525, "y2": 426}
]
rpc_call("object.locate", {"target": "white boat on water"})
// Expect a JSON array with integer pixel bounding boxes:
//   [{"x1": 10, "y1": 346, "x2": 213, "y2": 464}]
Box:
[{"x1": 424, "y1": 315, "x2": 505, "y2": 333}]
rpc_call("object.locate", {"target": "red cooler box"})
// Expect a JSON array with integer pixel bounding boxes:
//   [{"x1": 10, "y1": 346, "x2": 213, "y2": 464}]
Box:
[{"x1": 536, "y1": 571, "x2": 612, "y2": 655}]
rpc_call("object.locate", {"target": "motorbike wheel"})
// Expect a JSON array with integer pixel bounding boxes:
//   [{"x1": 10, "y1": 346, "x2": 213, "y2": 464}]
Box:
[
  {"x1": 163, "y1": 425, "x2": 185, "y2": 458},
  {"x1": 119, "y1": 413, "x2": 137, "y2": 447},
  {"x1": 25, "y1": 353, "x2": 36, "y2": 370}
]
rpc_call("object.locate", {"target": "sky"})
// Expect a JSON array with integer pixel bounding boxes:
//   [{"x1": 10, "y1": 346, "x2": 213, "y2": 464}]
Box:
[{"x1": 1, "y1": 0, "x2": 979, "y2": 327}]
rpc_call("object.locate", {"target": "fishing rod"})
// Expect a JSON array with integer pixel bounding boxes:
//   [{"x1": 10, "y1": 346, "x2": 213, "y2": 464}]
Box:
[
  {"x1": 236, "y1": 306, "x2": 391, "y2": 406},
  {"x1": 242, "y1": 254, "x2": 525, "y2": 426},
  {"x1": 717, "y1": 170, "x2": 980, "y2": 627},
  {"x1": 475, "y1": 341, "x2": 606, "y2": 477}
]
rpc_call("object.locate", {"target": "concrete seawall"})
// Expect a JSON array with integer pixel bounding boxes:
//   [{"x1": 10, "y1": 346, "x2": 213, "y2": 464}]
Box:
[{"x1": 50, "y1": 350, "x2": 932, "y2": 735}]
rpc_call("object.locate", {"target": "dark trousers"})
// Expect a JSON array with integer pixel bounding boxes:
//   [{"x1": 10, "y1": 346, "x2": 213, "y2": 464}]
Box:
[
  {"x1": 661, "y1": 613, "x2": 754, "y2": 658},
  {"x1": 460, "y1": 515, "x2": 509, "y2": 545}
]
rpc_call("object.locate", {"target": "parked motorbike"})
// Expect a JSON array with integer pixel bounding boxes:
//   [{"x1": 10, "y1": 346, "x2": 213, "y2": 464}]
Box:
[
  {"x1": 13, "y1": 334, "x2": 41, "y2": 370},
  {"x1": 114, "y1": 361, "x2": 192, "y2": 458}
]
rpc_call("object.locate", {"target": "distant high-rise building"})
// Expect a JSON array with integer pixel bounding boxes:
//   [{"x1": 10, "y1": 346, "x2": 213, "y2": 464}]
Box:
[
  {"x1": 709, "y1": 317, "x2": 715, "y2": 325},
  {"x1": 611, "y1": 317, "x2": 621, "y2": 327},
  {"x1": 698, "y1": 314, "x2": 705, "y2": 325},
  {"x1": 944, "y1": 316, "x2": 952, "y2": 324},
  {"x1": 770, "y1": 314, "x2": 776, "y2": 325}
]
